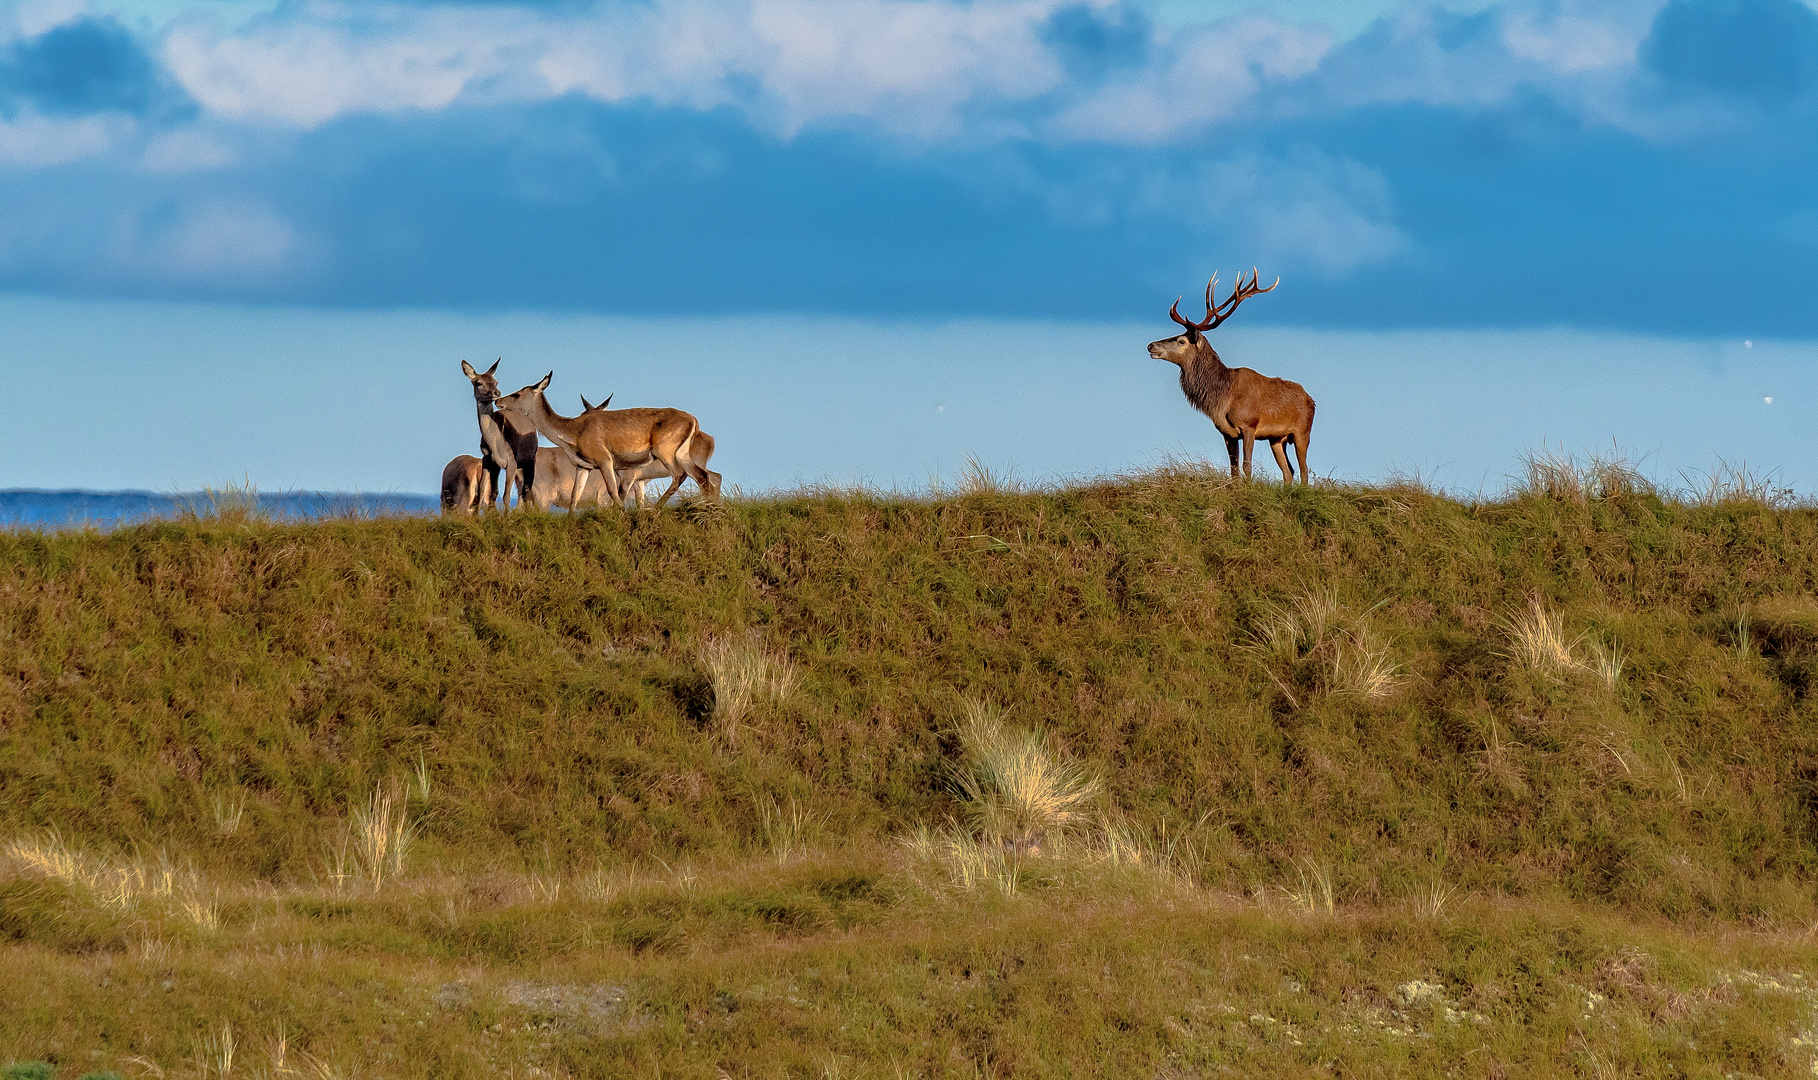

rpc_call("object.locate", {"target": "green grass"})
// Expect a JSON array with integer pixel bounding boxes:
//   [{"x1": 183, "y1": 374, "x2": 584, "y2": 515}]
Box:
[{"x1": 7, "y1": 460, "x2": 1818, "y2": 1075}]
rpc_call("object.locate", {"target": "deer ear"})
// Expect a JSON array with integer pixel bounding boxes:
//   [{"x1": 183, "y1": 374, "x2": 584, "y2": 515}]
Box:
[
  {"x1": 461, "y1": 359, "x2": 477, "y2": 378},
  {"x1": 602, "y1": 393, "x2": 612, "y2": 409},
  {"x1": 537, "y1": 371, "x2": 553, "y2": 391},
  {"x1": 580, "y1": 395, "x2": 593, "y2": 411},
  {"x1": 486, "y1": 358, "x2": 500, "y2": 375}
]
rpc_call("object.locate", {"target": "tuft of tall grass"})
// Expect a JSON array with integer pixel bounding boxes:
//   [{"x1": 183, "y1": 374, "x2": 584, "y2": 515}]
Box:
[
  {"x1": 756, "y1": 795, "x2": 820, "y2": 865},
  {"x1": 1682, "y1": 459, "x2": 1800, "y2": 508},
  {"x1": 4, "y1": 830, "x2": 218, "y2": 930},
  {"x1": 1503, "y1": 600, "x2": 1625, "y2": 690},
  {"x1": 346, "y1": 784, "x2": 419, "y2": 892},
  {"x1": 1330, "y1": 623, "x2": 1406, "y2": 700},
  {"x1": 210, "y1": 792, "x2": 246, "y2": 837},
  {"x1": 195, "y1": 1021, "x2": 236, "y2": 1079},
  {"x1": 1280, "y1": 857, "x2": 1336, "y2": 916},
  {"x1": 950, "y1": 699, "x2": 1099, "y2": 854},
  {"x1": 1251, "y1": 588, "x2": 1340, "y2": 663},
  {"x1": 951, "y1": 454, "x2": 1021, "y2": 497},
  {"x1": 1517, "y1": 445, "x2": 1653, "y2": 503},
  {"x1": 1504, "y1": 599, "x2": 1582, "y2": 678},
  {"x1": 698, "y1": 633, "x2": 799, "y2": 741}
]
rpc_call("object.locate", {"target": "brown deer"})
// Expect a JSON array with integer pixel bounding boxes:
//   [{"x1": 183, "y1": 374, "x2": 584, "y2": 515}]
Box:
[
  {"x1": 491, "y1": 373, "x2": 714, "y2": 508},
  {"x1": 461, "y1": 359, "x2": 540, "y2": 509},
  {"x1": 1147, "y1": 269, "x2": 1314, "y2": 484},
  {"x1": 573, "y1": 393, "x2": 724, "y2": 509},
  {"x1": 440, "y1": 454, "x2": 491, "y2": 514}
]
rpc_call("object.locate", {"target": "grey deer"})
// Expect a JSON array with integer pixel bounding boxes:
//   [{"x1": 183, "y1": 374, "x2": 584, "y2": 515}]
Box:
[{"x1": 461, "y1": 359, "x2": 539, "y2": 509}]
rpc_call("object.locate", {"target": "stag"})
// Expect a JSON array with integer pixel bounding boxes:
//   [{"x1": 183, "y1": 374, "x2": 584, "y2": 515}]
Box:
[
  {"x1": 461, "y1": 359, "x2": 539, "y2": 509},
  {"x1": 440, "y1": 455, "x2": 491, "y2": 514},
  {"x1": 492, "y1": 374, "x2": 715, "y2": 509},
  {"x1": 1148, "y1": 269, "x2": 1314, "y2": 484}
]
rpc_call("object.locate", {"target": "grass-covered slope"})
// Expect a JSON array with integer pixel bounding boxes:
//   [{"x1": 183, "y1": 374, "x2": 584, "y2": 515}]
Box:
[
  {"x1": 12, "y1": 466, "x2": 1818, "y2": 1078},
  {"x1": 6, "y1": 466, "x2": 1818, "y2": 918}
]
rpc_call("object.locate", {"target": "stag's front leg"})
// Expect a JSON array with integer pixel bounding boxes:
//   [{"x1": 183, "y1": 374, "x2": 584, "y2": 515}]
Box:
[
  {"x1": 1224, "y1": 435, "x2": 1240, "y2": 479},
  {"x1": 1241, "y1": 431, "x2": 1257, "y2": 479}
]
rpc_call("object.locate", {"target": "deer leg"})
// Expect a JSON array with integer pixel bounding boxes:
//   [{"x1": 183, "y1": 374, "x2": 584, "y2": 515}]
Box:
[
  {"x1": 1294, "y1": 432, "x2": 1310, "y2": 486},
  {"x1": 1224, "y1": 435, "x2": 1240, "y2": 479},
  {"x1": 1270, "y1": 438, "x2": 1294, "y2": 484},
  {"x1": 483, "y1": 461, "x2": 503, "y2": 510},
  {"x1": 1241, "y1": 431, "x2": 1257, "y2": 479}
]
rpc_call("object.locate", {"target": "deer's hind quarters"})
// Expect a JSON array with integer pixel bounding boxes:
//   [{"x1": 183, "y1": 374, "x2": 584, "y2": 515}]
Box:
[{"x1": 1146, "y1": 268, "x2": 1313, "y2": 485}]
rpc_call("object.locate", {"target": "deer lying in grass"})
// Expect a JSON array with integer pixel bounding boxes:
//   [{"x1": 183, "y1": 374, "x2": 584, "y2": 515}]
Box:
[
  {"x1": 461, "y1": 359, "x2": 539, "y2": 509},
  {"x1": 440, "y1": 455, "x2": 491, "y2": 514},
  {"x1": 492, "y1": 374, "x2": 715, "y2": 508},
  {"x1": 1147, "y1": 269, "x2": 1315, "y2": 484}
]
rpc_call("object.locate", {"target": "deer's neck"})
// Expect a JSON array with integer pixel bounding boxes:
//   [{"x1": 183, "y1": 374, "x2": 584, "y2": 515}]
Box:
[
  {"x1": 1180, "y1": 345, "x2": 1234, "y2": 410},
  {"x1": 521, "y1": 394, "x2": 585, "y2": 450}
]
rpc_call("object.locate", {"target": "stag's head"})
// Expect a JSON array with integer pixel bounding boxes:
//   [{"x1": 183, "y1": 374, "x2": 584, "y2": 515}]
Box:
[
  {"x1": 1147, "y1": 269, "x2": 1277, "y2": 366},
  {"x1": 492, "y1": 371, "x2": 552, "y2": 420},
  {"x1": 461, "y1": 358, "x2": 505, "y2": 405}
]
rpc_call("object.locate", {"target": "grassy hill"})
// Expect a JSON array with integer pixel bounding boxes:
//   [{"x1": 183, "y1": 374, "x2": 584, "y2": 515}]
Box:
[{"x1": 6, "y1": 460, "x2": 1818, "y2": 1077}]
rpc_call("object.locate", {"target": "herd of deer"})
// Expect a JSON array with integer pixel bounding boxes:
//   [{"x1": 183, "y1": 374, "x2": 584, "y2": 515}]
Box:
[
  {"x1": 438, "y1": 268, "x2": 1314, "y2": 515},
  {"x1": 440, "y1": 363, "x2": 722, "y2": 514}
]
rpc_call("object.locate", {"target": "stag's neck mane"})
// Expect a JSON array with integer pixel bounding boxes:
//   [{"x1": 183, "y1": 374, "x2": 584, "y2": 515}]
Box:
[{"x1": 1178, "y1": 340, "x2": 1235, "y2": 410}]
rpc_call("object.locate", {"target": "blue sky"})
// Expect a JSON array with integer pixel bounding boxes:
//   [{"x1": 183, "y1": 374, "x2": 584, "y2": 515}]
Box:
[{"x1": 3, "y1": 0, "x2": 1815, "y2": 493}]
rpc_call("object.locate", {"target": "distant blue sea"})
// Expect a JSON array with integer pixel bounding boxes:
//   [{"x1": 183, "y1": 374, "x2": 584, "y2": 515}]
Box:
[{"x1": 0, "y1": 490, "x2": 440, "y2": 530}]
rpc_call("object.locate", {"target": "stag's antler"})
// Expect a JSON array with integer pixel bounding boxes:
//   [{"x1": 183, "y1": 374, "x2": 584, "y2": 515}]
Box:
[{"x1": 1172, "y1": 268, "x2": 1278, "y2": 333}]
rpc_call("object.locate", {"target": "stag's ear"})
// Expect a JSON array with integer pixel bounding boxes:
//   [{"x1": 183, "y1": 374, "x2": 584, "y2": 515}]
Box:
[
  {"x1": 486, "y1": 358, "x2": 500, "y2": 375},
  {"x1": 580, "y1": 395, "x2": 593, "y2": 411},
  {"x1": 461, "y1": 359, "x2": 477, "y2": 378},
  {"x1": 602, "y1": 393, "x2": 612, "y2": 409},
  {"x1": 537, "y1": 371, "x2": 553, "y2": 391}
]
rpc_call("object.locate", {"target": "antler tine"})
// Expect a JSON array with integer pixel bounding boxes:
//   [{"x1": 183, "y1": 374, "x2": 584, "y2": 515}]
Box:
[
  {"x1": 1203, "y1": 265, "x2": 1277, "y2": 329},
  {"x1": 1169, "y1": 296, "x2": 1191, "y2": 329}
]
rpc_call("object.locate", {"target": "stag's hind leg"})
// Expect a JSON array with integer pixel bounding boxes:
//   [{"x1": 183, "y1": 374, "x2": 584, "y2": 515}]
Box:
[
  {"x1": 1293, "y1": 431, "x2": 1310, "y2": 486},
  {"x1": 1269, "y1": 438, "x2": 1295, "y2": 484}
]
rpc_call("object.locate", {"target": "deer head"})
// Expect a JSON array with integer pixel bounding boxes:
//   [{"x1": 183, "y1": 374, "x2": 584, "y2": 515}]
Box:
[
  {"x1": 461, "y1": 358, "x2": 504, "y2": 405},
  {"x1": 492, "y1": 371, "x2": 553, "y2": 420},
  {"x1": 579, "y1": 393, "x2": 614, "y2": 413},
  {"x1": 1147, "y1": 269, "x2": 1277, "y2": 366}
]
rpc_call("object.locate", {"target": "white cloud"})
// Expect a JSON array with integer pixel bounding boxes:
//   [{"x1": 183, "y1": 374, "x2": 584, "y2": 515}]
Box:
[
  {"x1": 141, "y1": 128, "x2": 238, "y2": 172},
  {"x1": 14, "y1": 0, "x2": 88, "y2": 38},
  {"x1": 154, "y1": 0, "x2": 1333, "y2": 142},
  {"x1": 0, "y1": 113, "x2": 121, "y2": 167},
  {"x1": 1175, "y1": 152, "x2": 1407, "y2": 276},
  {"x1": 114, "y1": 199, "x2": 300, "y2": 279},
  {"x1": 1047, "y1": 15, "x2": 1332, "y2": 144}
]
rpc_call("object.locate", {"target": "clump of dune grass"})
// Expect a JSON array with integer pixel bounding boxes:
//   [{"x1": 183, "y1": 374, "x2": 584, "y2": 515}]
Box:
[
  {"x1": 1330, "y1": 623, "x2": 1406, "y2": 700},
  {"x1": 756, "y1": 794, "x2": 821, "y2": 865},
  {"x1": 1250, "y1": 590, "x2": 1405, "y2": 700},
  {"x1": 345, "y1": 783, "x2": 419, "y2": 892},
  {"x1": 195, "y1": 1020, "x2": 236, "y2": 1079},
  {"x1": 1504, "y1": 599, "x2": 1625, "y2": 690},
  {"x1": 1279, "y1": 857, "x2": 1336, "y2": 916},
  {"x1": 698, "y1": 633, "x2": 800, "y2": 740},
  {"x1": 4, "y1": 830, "x2": 218, "y2": 930},
  {"x1": 1251, "y1": 587, "x2": 1340, "y2": 663},
  {"x1": 1505, "y1": 599, "x2": 1582, "y2": 677},
  {"x1": 951, "y1": 454, "x2": 1021, "y2": 497},
  {"x1": 1682, "y1": 459, "x2": 1799, "y2": 509},
  {"x1": 1517, "y1": 445, "x2": 1653, "y2": 503},
  {"x1": 950, "y1": 699, "x2": 1099, "y2": 855}
]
